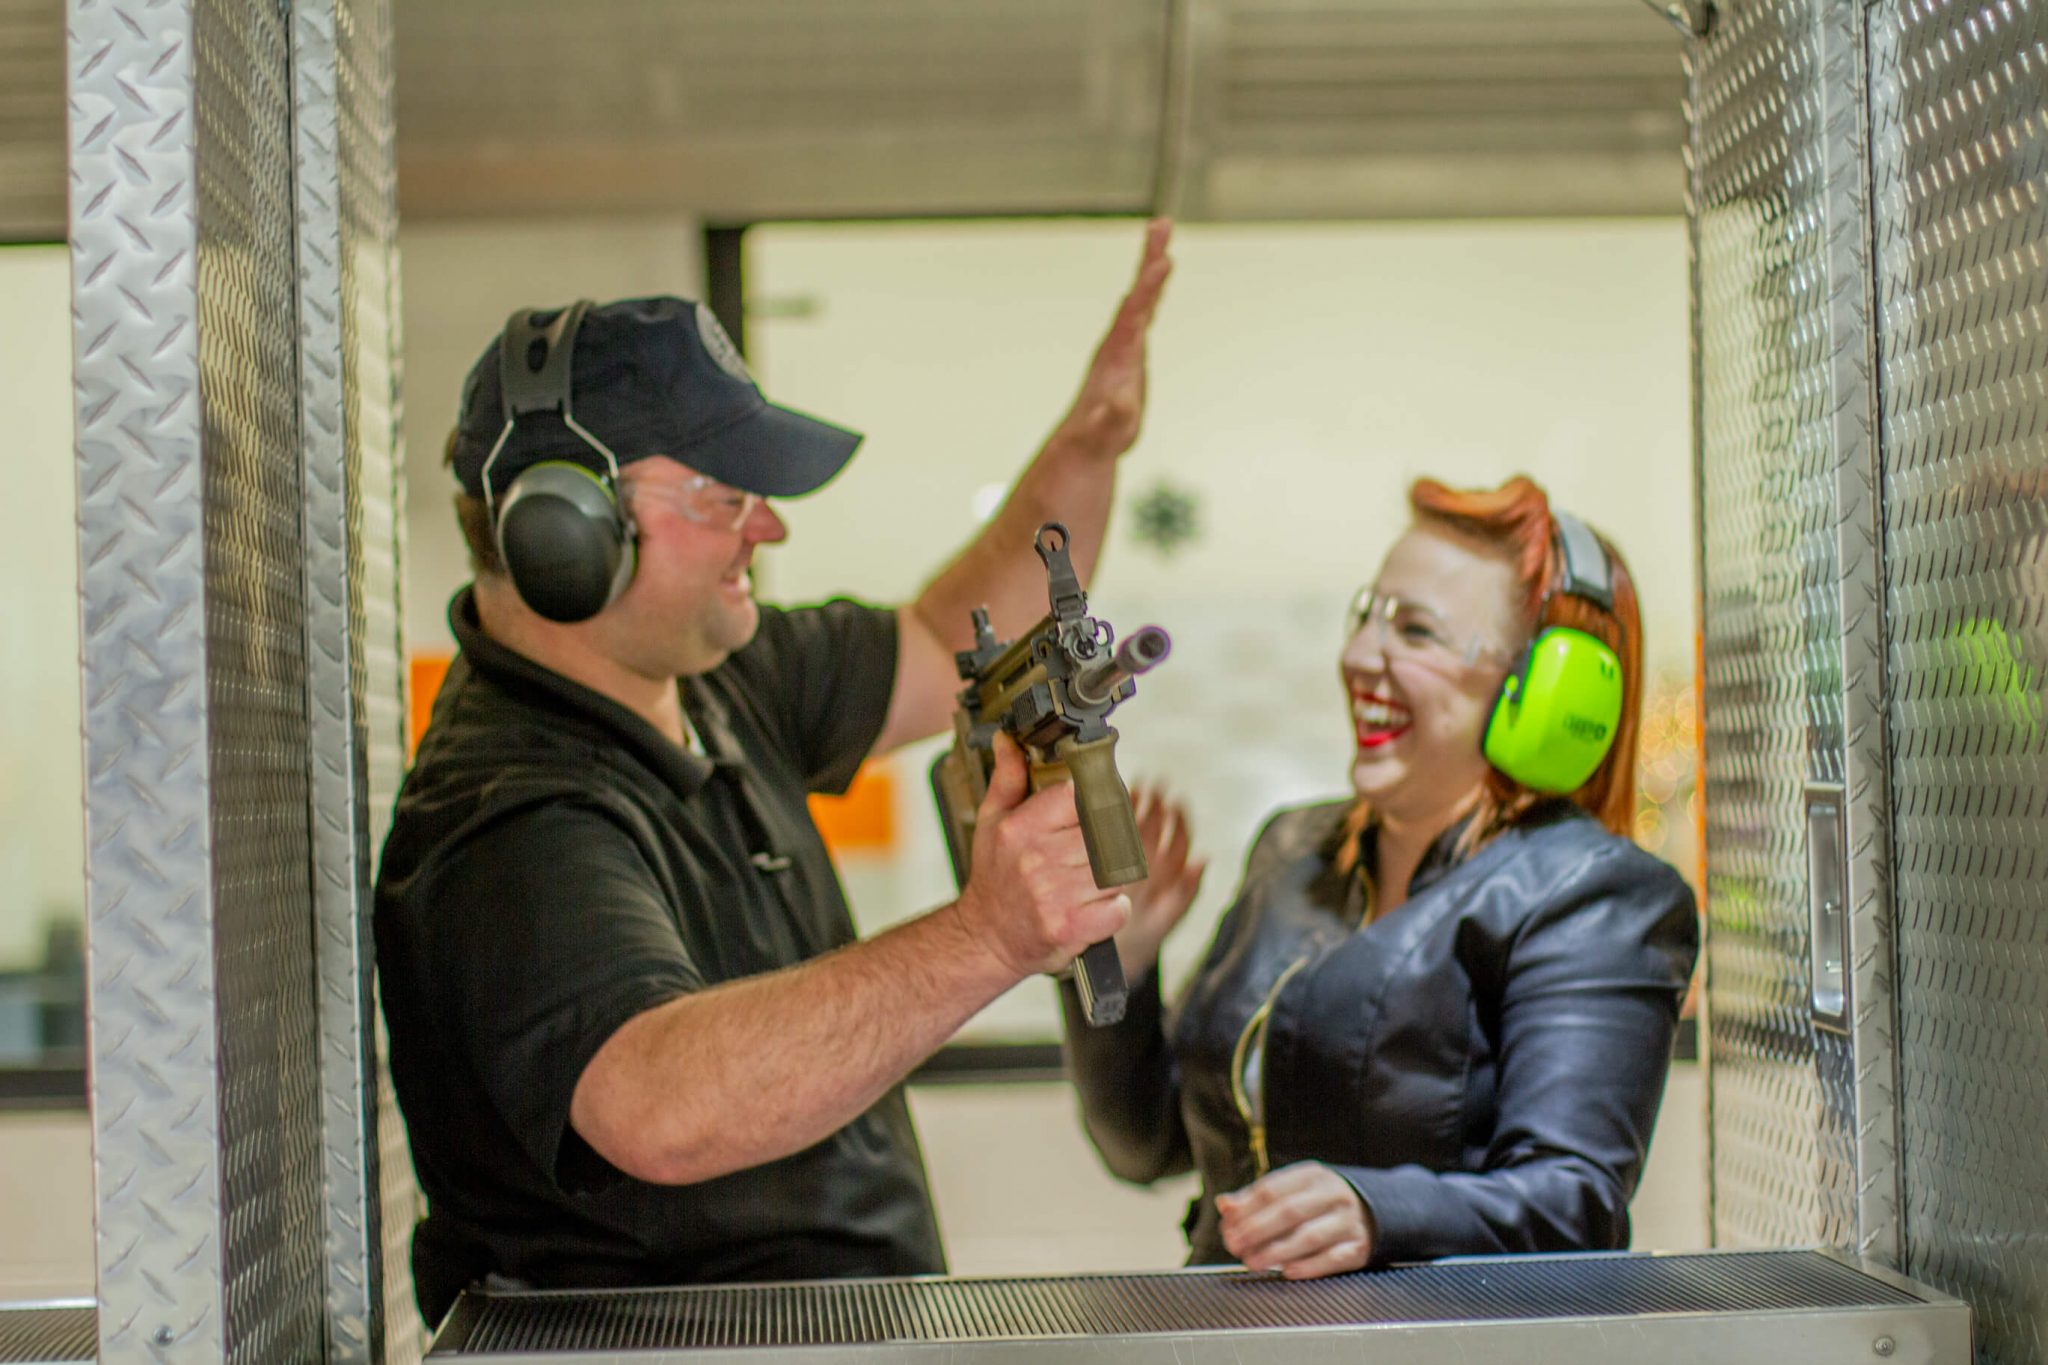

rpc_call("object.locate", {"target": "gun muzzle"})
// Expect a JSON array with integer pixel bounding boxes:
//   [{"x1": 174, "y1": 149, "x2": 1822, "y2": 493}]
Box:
[{"x1": 1069, "y1": 626, "x2": 1172, "y2": 706}]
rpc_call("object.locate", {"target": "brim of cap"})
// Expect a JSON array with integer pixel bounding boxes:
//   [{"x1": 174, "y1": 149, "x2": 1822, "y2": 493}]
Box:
[{"x1": 682, "y1": 401, "x2": 864, "y2": 498}]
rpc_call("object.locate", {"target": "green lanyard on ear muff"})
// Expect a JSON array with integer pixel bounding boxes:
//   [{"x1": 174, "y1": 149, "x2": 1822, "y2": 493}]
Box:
[{"x1": 1481, "y1": 511, "x2": 1625, "y2": 794}]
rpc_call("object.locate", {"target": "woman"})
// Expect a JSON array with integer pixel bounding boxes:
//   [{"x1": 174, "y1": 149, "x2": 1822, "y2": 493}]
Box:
[{"x1": 1063, "y1": 475, "x2": 1699, "y2": 1279}]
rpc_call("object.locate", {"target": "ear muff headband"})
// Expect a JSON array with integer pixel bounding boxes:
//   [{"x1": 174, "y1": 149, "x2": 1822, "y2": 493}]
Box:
[
  {"x1": 1550, "y1": 507, "x2": 1614, "y2": 612},
  {"x1": 1481, "y1": 510, "x2": 1625, "y2": 795},
  {"x1": 478, "y1": 302, "x2": 638, "y2": 623}
]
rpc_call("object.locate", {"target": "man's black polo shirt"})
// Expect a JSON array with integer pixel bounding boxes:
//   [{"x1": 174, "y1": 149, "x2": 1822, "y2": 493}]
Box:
[{"x1": 375, "y1": 588, "x2": 944, "y2": 1325}]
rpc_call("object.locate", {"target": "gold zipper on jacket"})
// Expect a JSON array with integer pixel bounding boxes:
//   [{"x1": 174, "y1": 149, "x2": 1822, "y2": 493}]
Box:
[{"x1": 1228, "y1": 954, "x2": 1312, "y2": 1179}]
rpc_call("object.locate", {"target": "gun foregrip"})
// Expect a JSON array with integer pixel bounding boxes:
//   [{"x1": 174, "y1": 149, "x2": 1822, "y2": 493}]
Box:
[
  {"x1": 1072, "y1": 939, "x2": 1128, "y2": 1026},
  {"x1": 1061, "y1": 733, "x2": 1146, "y2": 887},
  {"x1": 1029, "y1": 736, "x2": 1138, "y2": 1029}
]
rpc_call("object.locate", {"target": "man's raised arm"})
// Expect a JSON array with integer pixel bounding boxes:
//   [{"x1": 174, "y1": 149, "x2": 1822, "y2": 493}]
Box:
[{"x1": 875, "y1": 219, "x2": 1174, "y2": 755}]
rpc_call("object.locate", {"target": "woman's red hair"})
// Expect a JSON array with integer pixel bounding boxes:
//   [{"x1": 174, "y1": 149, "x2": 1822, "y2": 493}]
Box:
[{"x1": 1340, "y1": 475, "x2": 1644, "y2": 871}]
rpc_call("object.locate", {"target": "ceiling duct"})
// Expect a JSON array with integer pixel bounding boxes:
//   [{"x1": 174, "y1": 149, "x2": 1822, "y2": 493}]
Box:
[
  {"x1": 0, "y1": 0, "x2": 64, "y2": 241},
  {"x1": 392, "y1": 0, "x2": 1172, "y2": 221},
  {"x1": 0, "y1": 0, "x2": 1686, "y2": 241},
  {"x1": 1165, "y1": 0, "x2": 1688, "y2": 219}
]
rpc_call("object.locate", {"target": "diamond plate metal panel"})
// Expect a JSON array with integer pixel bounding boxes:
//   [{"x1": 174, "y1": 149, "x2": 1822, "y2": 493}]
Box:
[
  {"x1": 296, "y1": 7, "x2": 370, "y2": 1353},
  {"x1": 70, "y1": 0, "x2": 328, "y2": 1359},
  {"x1": 297, "y1": 0, "x2": 421, "y2": 1355},
  {"x1": 192, "y1": 0, "x2": 329, "y2": 1359},
  {"x1": 68, "y1": 0, "x2": 231, "y2": 1356},
  {"x1": 336, "y1": 0, "x2": 407, "y2": 879},
  {"x1": 1813, "y1": 0, "x2": 1903, "y2": 1268},
  {"x1": 339, "y1": 0, "x2": 425, "y2": 1342},
  {"x1": 297, "y1": 1, "x2": 377, "y2": 1351},
  {"x1": 1689, "y1": 0, "x2": 1857, "y2": 1252},
  {"x1": 1868, "y1": 4, "x2": 2048, "y2": 1363},
  {"x1": 338, "y1": 0, "x2": 427, "y2": 1328},
  {"x1": 294, "y1": 0, "x2": 409, "y2": 1358}
]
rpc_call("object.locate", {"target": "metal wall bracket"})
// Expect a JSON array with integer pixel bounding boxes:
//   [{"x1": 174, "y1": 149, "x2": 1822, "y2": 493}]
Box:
[{"x1": 1804, "y1": 783, "x2": 1852, "y2": 1036}]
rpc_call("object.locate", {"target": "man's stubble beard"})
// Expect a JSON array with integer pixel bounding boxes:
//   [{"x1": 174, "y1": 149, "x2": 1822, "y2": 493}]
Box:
[{"x1": 652, "y1": 593, "x2": 761, "y2": 681}]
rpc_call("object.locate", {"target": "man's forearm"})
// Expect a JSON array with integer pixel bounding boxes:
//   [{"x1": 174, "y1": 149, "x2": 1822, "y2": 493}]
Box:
[
  {"x1": 912, "y1": 433, "x2": 1118, "y2": 649},
  {"x1": 570, "y1": 900, "x2": 1017, "y2": 1185}
]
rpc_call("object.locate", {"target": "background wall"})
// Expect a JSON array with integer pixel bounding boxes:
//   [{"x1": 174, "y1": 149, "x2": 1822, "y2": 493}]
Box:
[
  {"x1": 0, "y1": 1113, "x2": 93, "y2": 1298},
  {"x1": 745, "y1": 217, "x2": 1698, "y2": 1039},
  {"x1": 750, "y1": 216, "x2": 1708, "y2": 1270},
  {"x1": 398, "y1": 216, "x2": 705, "y2": 654},
  {"x1": 0, "y1": 245, "x2": 94, "y2": 1301},
  {"x1": 0, "y1": 213, "x2": 1708, "y2": 1300},
  {"x1": 752, "y1": 220, "x2": 1693, "y2": 620},
  {"x1": 0, "y1": 246, "x2": 84, "y2": 979}
]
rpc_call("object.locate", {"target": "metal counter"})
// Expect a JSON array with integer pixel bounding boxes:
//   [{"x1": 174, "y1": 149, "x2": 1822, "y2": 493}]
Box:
[{"x1": 428, "y1": 1249, "x2": 1969, "y2": 1364}]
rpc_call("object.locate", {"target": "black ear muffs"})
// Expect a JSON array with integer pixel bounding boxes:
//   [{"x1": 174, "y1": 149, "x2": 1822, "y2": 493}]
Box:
[
  {"x1": 496, "y1": 461, "x2": 635, "y2": 623},
  {"x1": 478, "y1": 301, "x2": 637, "y2": 623}
]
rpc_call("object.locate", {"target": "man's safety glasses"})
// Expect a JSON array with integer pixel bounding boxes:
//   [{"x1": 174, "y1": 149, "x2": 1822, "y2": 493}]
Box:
[{"x1": 624, "y1": 471, "x2": 762, "y2": 532}]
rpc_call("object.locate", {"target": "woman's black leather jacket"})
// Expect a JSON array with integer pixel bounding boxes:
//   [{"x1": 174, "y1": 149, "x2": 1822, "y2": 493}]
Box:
[{"x1": 1061, "y1": 798, "x2": 1698, "y2": 1266}]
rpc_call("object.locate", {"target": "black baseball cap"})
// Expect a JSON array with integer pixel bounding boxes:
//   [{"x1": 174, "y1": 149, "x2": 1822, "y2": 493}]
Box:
[{"x1": 449, "y1": 296, "x2": 863, "y2": 500}]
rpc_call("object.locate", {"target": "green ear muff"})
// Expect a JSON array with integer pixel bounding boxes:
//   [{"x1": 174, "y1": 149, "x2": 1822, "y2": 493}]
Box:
[{"x1": 1482, "y1": 626, "x2": 1623, "y2": 794}]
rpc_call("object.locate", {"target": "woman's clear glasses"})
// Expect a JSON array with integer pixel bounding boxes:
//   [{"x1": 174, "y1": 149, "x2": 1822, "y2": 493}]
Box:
[{"x1": 1344, "y1": 588, "x2": 1511, "y2": 669}]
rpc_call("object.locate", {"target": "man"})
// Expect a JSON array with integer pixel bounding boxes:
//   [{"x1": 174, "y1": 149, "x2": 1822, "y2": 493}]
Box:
[{"x1": 375, "y1": 221, "x2": 1175, "y2": 1325}]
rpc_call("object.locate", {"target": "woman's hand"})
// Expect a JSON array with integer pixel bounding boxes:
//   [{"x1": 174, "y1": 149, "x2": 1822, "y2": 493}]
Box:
[
  {"x1": 1115, "y1": 784, "x2": 1206, "y2": 980},
  {"x1": 1216, "y1": 1161, "x2": 1375, "y2": 1279}
]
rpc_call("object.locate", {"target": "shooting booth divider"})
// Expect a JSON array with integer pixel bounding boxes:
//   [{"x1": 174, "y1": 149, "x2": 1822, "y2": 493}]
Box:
[
  {"x1": 1691, "y1": 2, "x2": 2048, "y2": 1363},
  {"x1": 64, "y1": 0, "x2": 414, "y2": 1361}
]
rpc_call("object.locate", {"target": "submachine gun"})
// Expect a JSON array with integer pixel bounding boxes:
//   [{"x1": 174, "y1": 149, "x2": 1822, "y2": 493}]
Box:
[{"x1": 930, "y1": 522, "x2": 1171, "y2": 1027}]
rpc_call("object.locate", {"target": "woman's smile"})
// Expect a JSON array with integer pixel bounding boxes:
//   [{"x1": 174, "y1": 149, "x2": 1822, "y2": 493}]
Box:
[{"x1": 1351, "y1": 690, "x2": 1412, "y2": 748}]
